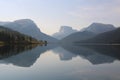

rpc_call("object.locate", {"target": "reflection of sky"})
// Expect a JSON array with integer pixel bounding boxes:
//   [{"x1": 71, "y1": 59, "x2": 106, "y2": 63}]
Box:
[
  {"x1": 0, "y1": 0, "x2": 120, "y2": 35},
  {"x1": 0, "y1": 48, "x2": 120, "y2": 80}
]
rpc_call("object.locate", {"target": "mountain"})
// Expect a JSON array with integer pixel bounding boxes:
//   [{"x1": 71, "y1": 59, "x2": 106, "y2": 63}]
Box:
[
  {"x1": 61, "y1": 31, "x2": 96, "y2": 45},
  {"x1": 61, "y1": 23, "x2": 116, "y2": 44},
  {"x1": 0, "y1": 26, "x2": 38, "y2": 44},
  {"x1": 0, "y1": 22, "x2": 10, "y2": 25},
  {"x1": 81, "y1": 23, "x2": 115, "y2": 34},
  {"x1": 52, "y1": 26, "x2": 77, "y2": 40},
  {"x1": 78, "y1": 28, "x2": 120, "y2": 44},
  {"x1": 0, "y1": 19, "x2": 58, "y2": 43}
]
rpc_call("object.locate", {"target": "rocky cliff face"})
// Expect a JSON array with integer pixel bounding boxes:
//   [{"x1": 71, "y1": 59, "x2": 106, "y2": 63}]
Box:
[{"x1": 52, "y1": 26, "x2": 77, "y2": 40}]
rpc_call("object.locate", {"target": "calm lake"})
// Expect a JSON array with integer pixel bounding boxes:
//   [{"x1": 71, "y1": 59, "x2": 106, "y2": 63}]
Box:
[{"x1": 0, "y1": 44, "x2": 120, "y2": 80}]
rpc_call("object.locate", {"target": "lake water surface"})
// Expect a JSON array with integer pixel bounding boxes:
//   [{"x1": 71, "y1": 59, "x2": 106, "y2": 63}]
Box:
[{"x1": 0, "y1": 44, "x2": 120, "y2": 80}]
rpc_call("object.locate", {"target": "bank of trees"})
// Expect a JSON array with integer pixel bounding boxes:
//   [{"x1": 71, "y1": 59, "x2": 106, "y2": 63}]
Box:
[{"x1": 0, "y1": 26, "x2": 38, "y2": 44}]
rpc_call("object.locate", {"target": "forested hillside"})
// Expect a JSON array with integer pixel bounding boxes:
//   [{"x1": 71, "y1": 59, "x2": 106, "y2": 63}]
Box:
[{"x1": 0, "y1": 26, "x2": 39, "y2": 44}]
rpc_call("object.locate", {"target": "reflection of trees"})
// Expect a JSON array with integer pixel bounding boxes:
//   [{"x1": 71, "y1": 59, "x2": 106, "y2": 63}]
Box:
[
  {"x1": 0, "y1": 44, "x2": 38, "y2": 59},
  {"x1": 0, "y1": 44, "x2": 57, "y2": 67}
]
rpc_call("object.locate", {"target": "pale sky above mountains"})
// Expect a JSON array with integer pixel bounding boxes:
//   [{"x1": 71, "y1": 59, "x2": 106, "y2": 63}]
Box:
[{"x1": 0, "y1": 0, "x2": 120, "y2": 35}]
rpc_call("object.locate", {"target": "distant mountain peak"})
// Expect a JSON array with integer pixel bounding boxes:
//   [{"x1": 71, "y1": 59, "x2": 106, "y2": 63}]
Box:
[
  {"x1": 14, "y1": 19, "x2": 39, "y2": 29},
  {"x1": 90, "y1": 22, "x2": 115, "y2": 27},
  {"x1": 59, "y1": 26, "x2": 74, "y2": 32},
  {"x1": 52, "y1": 26, "x2": 77, "y2": 40},
  {"x1": 14, "y1": 19, "x2": 34, "y2": 23},
  {"x1": 82, "y1": 22, "x2": 116, "y2": 34}
]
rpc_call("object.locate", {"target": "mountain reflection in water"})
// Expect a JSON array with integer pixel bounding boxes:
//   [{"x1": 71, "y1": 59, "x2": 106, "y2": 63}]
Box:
[
  {"x1": 53, "y1": 45, "x2": 120, "y2": 65},
  {"x1": 0, "y1": 44, "x2": 57, "y2": 67},
  {"x1": 0, "y1": 44, "x2": 120, "y2": 67}
]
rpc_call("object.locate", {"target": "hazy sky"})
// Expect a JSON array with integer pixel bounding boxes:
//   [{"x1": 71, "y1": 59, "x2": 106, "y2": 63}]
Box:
[{"x1": 0, "y1": 0, "x2": 120, "y2": 35}]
